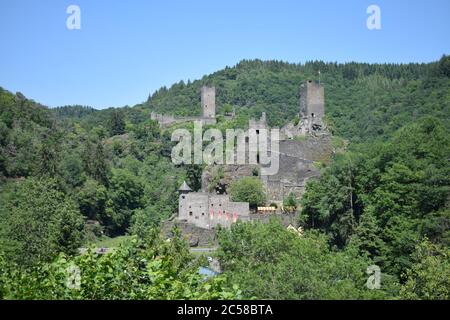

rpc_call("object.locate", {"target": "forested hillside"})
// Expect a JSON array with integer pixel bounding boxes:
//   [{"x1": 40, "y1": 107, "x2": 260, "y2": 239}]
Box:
[
  {"x1": 145, "y1": 56, "x2": 449, "y2": 142},
  {"x1": 0, "y1": 56, "x2": 449, "y2": 299}
]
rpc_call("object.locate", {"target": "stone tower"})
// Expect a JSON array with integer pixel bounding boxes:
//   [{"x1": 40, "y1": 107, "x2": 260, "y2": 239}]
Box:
[
  {"x1": 178, "y1": 181, "x2": 192, "y2": 220},
  {"x1": 201, "y1": 86, "x2": 216, "y2": 118},
  {"x1": 299, "y1": 80, "x2": 325, "y2": 132}
]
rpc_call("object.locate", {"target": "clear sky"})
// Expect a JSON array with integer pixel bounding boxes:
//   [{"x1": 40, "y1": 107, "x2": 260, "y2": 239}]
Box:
[{"x1": 0, "y1": 0, "x2": 449, "y2": 109}]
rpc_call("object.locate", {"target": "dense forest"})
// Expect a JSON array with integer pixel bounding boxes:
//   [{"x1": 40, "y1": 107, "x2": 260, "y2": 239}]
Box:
[{"x1": 0, "y1": 55, "x2": 449, "y2": 299}]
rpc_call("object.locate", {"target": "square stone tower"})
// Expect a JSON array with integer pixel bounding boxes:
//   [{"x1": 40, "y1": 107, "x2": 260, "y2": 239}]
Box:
[
  {"x1": 299, "y1": 80, "x2": 325, "y2": 132},
  {"x1": 201, "y1": 86, "x2": 216, "y2": 118}
]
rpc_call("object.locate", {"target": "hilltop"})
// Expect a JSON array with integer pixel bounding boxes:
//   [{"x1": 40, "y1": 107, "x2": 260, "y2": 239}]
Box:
[{"x1": 51, "y1": 56, "x2": 450, "y2": 143}]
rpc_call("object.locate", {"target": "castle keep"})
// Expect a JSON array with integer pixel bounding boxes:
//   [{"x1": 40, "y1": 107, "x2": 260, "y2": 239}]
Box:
[
  {"x1": 201, "y1": 86, "x2": 216, "y2": 118},
  {"x1": 299, "y1": 80, "x2": 325, "y2": 133}
]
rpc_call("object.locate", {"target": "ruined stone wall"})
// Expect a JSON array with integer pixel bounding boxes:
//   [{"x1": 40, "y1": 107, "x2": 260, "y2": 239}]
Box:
[
  {"x1": 162, "y1": 220, "x2": 217, "y2": 247},
  {"x1": 248, "y1": 112, "x2": 268, "y2": 131},
  {"x1": 201, "y1": 117, "x2": 217, "y2": 125},
  {"x1": 150, "y1": 112, "x2": 177, "y2": 126},
  {"x1": 163, "y1": 212, "x2": 301, "y2": 248},
  {"x1": 202, "y1": 112, "x2": 273, "y2": 194},
  {"x1": 263, "y1": 156, "x2": 317, "y2": 201},
  {"x1": 280, "y1": 122, "x2": 302, "y2": 140},
  {"x1": 249, "y1": 212, "x2": 299, "y2": 227},
  {"x1": 150, "y1": 86, "x2": 216, "y2": 128},
  {"x1": 278, "y1": 136, "x2": 332, "y2": 161},
  {"x1": 151, "y1": 112, "x2": 216, "y2": 127},
  {"x1": 262, "y1": 135, "x2": 333, "y2": 202}
]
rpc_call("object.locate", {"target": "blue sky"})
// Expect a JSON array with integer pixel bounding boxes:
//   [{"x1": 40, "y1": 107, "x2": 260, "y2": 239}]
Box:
[{"x1": 0, "y1": 0, "x2": 449, "y2": 109}]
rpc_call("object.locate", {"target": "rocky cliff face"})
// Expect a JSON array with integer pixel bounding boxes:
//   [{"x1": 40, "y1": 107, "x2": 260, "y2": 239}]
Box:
[
  {"x1": 263, "y1": 134, "x2": 333, "y2": 202},
  {"x1": 201, "y1": 164, "x2": 258, "y2": 193},
  {"x1": 162, "y1": 219, "x2": 217, "y2": 247},
  {"x1": 200, "y1": 133, "x2": 334, "y2": 202},
  {"x1": 162, "y1": 212, "x2": 301, "y2": 247}
]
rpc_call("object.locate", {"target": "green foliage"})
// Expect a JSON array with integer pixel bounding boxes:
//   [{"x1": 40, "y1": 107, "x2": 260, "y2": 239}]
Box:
[
  {"x1": 331, "y1": 136, "x2": 346, "y2": 150},
  {"x1": 138, "y1": 154, "x2": 185, "y2": 224},
  {"x1": 129, "y1": 209, "x2": 157, "y2": 239},
  {"x1": 229, "y1": 176, "x2": 266, "y2": 208},
  {"x1": 108, "y1": 109, "x2": 126, "y2": 136},
  {"x1": 217, "y1": 220, "x2": 391, "y2": 299},
  {"x1": 0, "y1": 233, "x2": 241, "y2": 300},
  {"x1": 0, "y1": 178, "x2": 84, "y2": 267},
  {"x1": 436, "y1": 54, "x2": 450, "y2": 77},
  {"x1": 104, "y1": 168, "x2": 144, "y2": 235},
  {"x1": 82, "y1": 139, "x2": 110, "y2": 185},
  {"x1": 0, "y1": 89, "x2": 54, "y2": 177},
  {"x1": 76, "y1": 178, "x2": 107, "y2": 220},
  {"x1": 53, "y1": 105, "x2": 97, "y2": 119},
  {"x1": 185, "y1": 164, "x2": 203, "y2": 192},
  {"x1": 418, "y1": 209, "x2": 450, "y2": 247},
  {"x1": 222, "y1": 103, "x2": 233, "y2": 115},
  {"x1": 88, "y1": 235, "x2": 131, "y2": 248},
  {"x1": 301, "y1": 152, "x2": 363, "y2": 247},
  {"x1": 208, "y1": 166, "x2": 224, "y2": 192},
  {"x1": 347, "y1": 210, "x2": 387, "y2": 265},
  {"x1": 400, "y1": 240, "x2": 450, "y2": 300},
  {"x1": 36, "y1": 131, "x2": 62, "y2": 177},
  {"x1": 283, "y1": 192, "x2": 298, "y2": 207},
  {"x1": 301, "y1": 117, "x2": 450, "y2": 277},
  {"x1": 59, "y1": 152, "x2": 86, "y2": 188}
]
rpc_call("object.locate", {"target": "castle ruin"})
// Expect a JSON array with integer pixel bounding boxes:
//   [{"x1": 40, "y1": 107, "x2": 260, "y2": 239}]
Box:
[
  {"x1": 201, "y1": 80, "x2": 331, "y2": 206},
  {"x1": 162, "y1": 79, "x2": 331, "y2": 250},
  {"x1": 151, "y1": 85, "x2": 217, "y2": 127}
]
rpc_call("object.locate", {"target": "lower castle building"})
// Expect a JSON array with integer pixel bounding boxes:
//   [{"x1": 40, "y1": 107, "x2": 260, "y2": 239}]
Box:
[{"x1": 178, "y1": 181, "x2": 250, "y2": 229}]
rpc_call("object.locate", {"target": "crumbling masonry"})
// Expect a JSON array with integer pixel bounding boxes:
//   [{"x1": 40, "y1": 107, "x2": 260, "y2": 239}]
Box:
[{"x1": 151, "y1": 86, "x2": 217, "y2": 127}]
